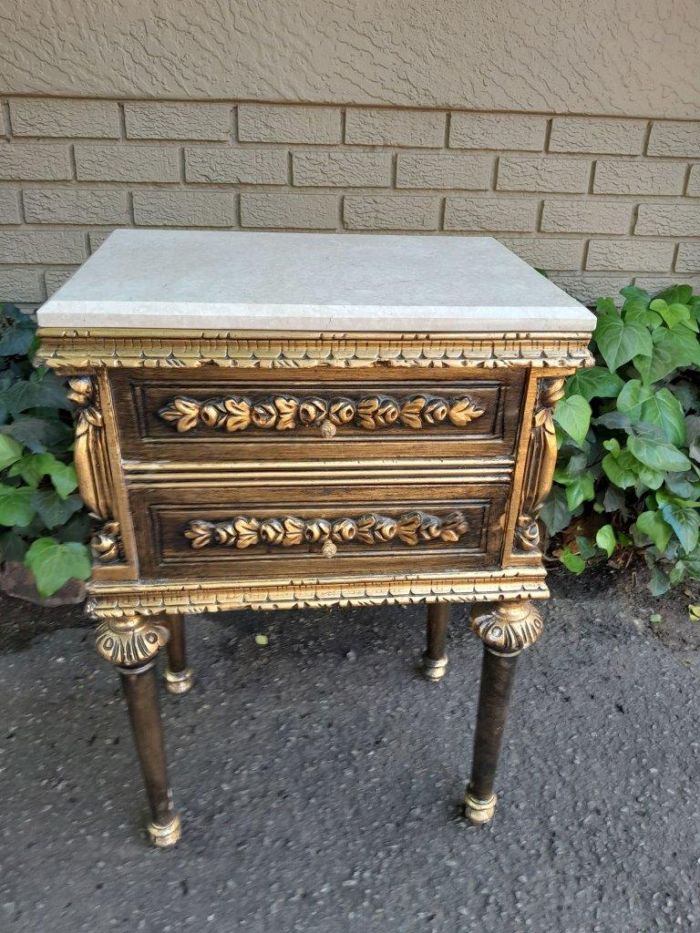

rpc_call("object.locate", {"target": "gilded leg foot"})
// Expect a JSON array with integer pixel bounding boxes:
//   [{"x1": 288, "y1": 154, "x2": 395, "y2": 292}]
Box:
[
  {"x1": 464, "y1": 789, "x2": 497, "y2": 824},
  {"x1": 147, "y1": 812, "x2": 182, "y2": 848},
  {"x1": 422, "y1": 652, "x2": 448, "y2": 682},
  {"x1": 164, "y1": 666, "x2": 195, "y2": 695}
]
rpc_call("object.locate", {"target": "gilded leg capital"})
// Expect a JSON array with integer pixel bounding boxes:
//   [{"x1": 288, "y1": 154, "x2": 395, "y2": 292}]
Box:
[
  {"x1": 471, "y1": 600, "x2": 543, "y2": 655},
  {"x1": 95, "y1": 614, "x2": 170, "y2": 667}
]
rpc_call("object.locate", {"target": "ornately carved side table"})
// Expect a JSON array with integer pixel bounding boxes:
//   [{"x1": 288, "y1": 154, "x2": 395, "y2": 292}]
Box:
[{"x1": 37, "y1": 231, "x2": 594, "y2": 846}]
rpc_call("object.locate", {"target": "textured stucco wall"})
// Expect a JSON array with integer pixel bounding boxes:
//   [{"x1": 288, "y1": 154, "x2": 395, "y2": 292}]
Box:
[
  {"x1": 0, "y1": 3, "x2": 698, "y2": 306},
  {"x1": 1, "y1": 0, "x2": 699, "y2": 118}
]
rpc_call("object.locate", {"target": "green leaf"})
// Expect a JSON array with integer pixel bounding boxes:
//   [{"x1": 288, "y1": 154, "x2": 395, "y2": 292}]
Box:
[
  {"x1": 661, "y1": 503, "x2": 700, "y2": 553},
  {"x1": 565, "y1": 367, "x2": 623, "y2": 402},
  {"x1": 0, "y1": 529, "x2": 27, "y2": 562},
  {"x1": 576, "y1": 535, "x2": 599, "y2": 560},
  {"x1": 594, "y1": 313, "x2": 653, "y2": 372},
  {"x1": 602, "y1": 448, "x2": 639, "y2": 489},
  {"x1": 553, "y1": 395, "x2": 592, "y2": 447},
  {"x1": 635, "y1": 510, "x2": 673, "y2": 552},
  {"x1": 616, "y1": 379, "x2": 652, "y2": 420},
  {"x1": 654, "y1": 285, "x2": 693, "y2": 306},
  {"x1": 31, "y1": 489, "x2": 83, "y2": 529},
  {"x1": 595, "y1": 524, "x2": 617, "y2": 557},
  {"x1": 0, "y1": 377, "x2": 72, "y2": 415},
  {"x1": 559, "y1": 547, "x2": 586, "y2": 574},
  {"x1": 639, "y1": 388, "x2": 686, "y2": 446},
  {"x1": 634, "y1": 327, "x2": 700, "y2": 385},
  {"x1": 540, "y1": 486, "x2": 572, "y2": 536},
  {"x1": 23, "y1": 537, "x2": 91, "y2": 597},
  {"x1": 0, "y1": 434, "x2": 23, "y2": 470},
  {"x1": 0, "y1": 318, "x2": 35, "y2": 357},
  {"x1": 628, "y1": 436, "x2": 691, "y2": 473},
  {"x1": 2, "y1": 416, "x2": 72, "y2": 453},
  {"x1": 649, "y1": 566, "x2": 671, "y2": 596},
  {"x1": 6, "y1": 452, "x2": 77, "y2": 497},
  {"x1": 0, "y1": 484, "x2": 35, "y2": 527},
  {"x1": 564, "y1": 474, "x2": 595, "y2": 510}
]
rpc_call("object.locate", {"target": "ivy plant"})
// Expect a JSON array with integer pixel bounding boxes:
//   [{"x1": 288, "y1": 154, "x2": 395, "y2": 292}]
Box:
[
  {"x1": 0, "y1": 303, "x2": 91, "y2": 596},
  {"x1": 543, "y1": 284, "x2": 700, "y2": 595}
]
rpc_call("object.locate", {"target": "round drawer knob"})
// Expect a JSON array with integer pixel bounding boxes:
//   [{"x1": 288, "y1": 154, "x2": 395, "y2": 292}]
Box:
[
  {"x1": 320, "y1": 420, "x2": 337, "y2": 439},
  {"x1": 321, "y1": 539, "x2": 338, "y2": 558}
]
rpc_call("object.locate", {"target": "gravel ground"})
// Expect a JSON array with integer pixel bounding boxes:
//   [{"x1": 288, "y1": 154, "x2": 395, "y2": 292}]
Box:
[{"x1": 0, "y1": 567, "x2": 698, "y2": 933}]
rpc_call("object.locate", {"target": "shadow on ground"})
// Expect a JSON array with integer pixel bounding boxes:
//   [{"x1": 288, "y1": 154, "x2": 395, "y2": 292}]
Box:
[{"x1": 0, "y1": 567, "x2": 698, "y2": 933}]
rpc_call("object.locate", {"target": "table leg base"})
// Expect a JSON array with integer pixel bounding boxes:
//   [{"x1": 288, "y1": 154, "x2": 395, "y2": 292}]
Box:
[
  {"x1": 147, "y1": 812, "x2": 182, "y2": 847},
  {"x1": 463, "y1": 790, "x2": 497, "y2": 824},
  {"x1": 164, "y1": 667, "x2": 195, "y2": 695},
  {"x1": 422, "y1": 653, "x2": 448, "y2": 682}
]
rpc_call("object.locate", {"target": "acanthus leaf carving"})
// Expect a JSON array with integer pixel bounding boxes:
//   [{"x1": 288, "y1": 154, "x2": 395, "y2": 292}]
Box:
[{"x1": 95, "y1": 615, "x2": 170, "y2": 667}]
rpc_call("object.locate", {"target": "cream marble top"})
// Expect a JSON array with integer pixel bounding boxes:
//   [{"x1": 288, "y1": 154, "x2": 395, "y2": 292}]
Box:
[{"x1": 38, "y1": 230, "x2": 594, "y2": 333}]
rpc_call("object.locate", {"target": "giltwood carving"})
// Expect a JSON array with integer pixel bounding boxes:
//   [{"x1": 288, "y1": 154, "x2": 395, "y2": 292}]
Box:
[
  {"x1": 471, "y1": 601, "x2": 544, "y2": 654},
  {"x1": 513, "y1": 377, "x2": 566, "y2": 553},
  {"x1": 85, "y1": 570, "x2": 550, "y2": 617},
  {"x1": 95, "y1": 615, "x2": 169, "y2": 666},
  {"x1": 158, "y1": 392, "x2": 485, "y2": 434},
  {"x1": 67, "y1": 376, "x2": 123, "y2": 564},
  {"x1": 184, "y1": 510, "x2": 469, "y2": 551},
  {"x1": 37, "y1": 329, "x2": 594, "y2": 371}
]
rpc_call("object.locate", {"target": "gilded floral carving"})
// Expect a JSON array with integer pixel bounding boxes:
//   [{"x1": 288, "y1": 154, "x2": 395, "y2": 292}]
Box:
[
  {"x1": 184, "y1": 510, "x2": 469, "y2": 551},
  {"x1": 158, "y1": 393, "x2": 485, "y2": 434}
]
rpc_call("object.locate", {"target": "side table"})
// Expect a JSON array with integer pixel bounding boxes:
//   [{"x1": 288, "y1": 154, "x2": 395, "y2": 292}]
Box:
[{"x1": 37, "y1": 230, "x2": 594, "y2": 846}]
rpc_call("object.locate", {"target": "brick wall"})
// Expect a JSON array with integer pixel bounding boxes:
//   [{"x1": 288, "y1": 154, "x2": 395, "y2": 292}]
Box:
[{"x1": 1, "y1": 97, "x2": 698, "y2": 307}]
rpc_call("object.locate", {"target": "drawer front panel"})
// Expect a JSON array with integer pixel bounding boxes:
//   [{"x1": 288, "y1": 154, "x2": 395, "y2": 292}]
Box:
[
  {"x1": 110, "y1": 367, "x2": 526, "y2": 462},
  {"x1": 129, "y1": 481, "x2": 509, "y2": 580}
]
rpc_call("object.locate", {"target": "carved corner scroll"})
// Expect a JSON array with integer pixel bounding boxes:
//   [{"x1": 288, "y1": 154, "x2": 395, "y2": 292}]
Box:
[
  {"x1": 67, "y1": 376, "x2": 122, "y2": 564},
  {"x1": 513, "y1": 377, "x2": 566, "y2": 554},
  {"x1": 184, "y1": 510, "x2": 469, "y2": 553},
  {"x1": 158, "y1": 393, "x2": 485, "y2": 435},
  {"x1": 471, "y1": 600, "x2": 544, "y2": 654}
]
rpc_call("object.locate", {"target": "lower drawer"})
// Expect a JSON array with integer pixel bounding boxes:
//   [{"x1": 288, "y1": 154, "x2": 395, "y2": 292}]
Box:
[{"x1": 128, "y1": 481, "x2": 509, "y2": 580}]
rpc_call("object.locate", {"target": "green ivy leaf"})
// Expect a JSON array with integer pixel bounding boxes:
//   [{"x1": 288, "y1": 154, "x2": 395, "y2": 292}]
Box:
[
  {"x1": 0, "y1": 484, "x2": 35, "y2": 527},
  {"x1": 616, "y1": 379, "x2": 652, "y2": 420},
  {"x1": 1, "y1": 416, "x2": 72, "y2": 453},
  {"x1": 635, "y1": 510, "x2": 673, "y2": 552},
  {"x1": 594, "y1": 313, "x2": 652, "y2": 372},
  {"x1": 540, "y1": 486, "x2": 573, "y2": 536},
  {"x1": 553, "y1": 395, "x2": 592, "y2": 447},
  {"x1": 31, "y1": 489, "x2": 83, "y2": 530},
  {"x1": 602, "y1": 448, "x2": 639, "y2": 489},
  {"x1": 649, "y1": 566, "x2": 671, "y2": 596},
  {"x1": 0, "y1": 529, "x2": 28, "y2": 562},
  {"x1": 565, "y1": 367, "x2": 623, "y2": 402},
  {"x1": 634, "y1": 327, "x2": 700, "y2": 385},
  {"x1": 559, "y1": 547, "x2": 586, "y2": 574},
  {"x1": 564, "y1": 474, "x2": 595, "y2": 510},
  {"x1": 628, "y1": 436, "x2": 691, "y2": 473},
  {"x1": 0, "y1": 377, "x2": 72, "y2": 415},
  {"x1": 23, "y1": 537, "x2": 91, "y2": 597},
  {"x1": 0, "y1": 434, "x2": 23, "y2": 471},
  {"x1": 640, "y1": 388, "x2": 686, "y2": 447},
  {"x1": 595, "y1": 524, "x2": 617, "y2": 557},
  {"x1": 661, "y1": 503, "x2": 700, "y2": 553}
]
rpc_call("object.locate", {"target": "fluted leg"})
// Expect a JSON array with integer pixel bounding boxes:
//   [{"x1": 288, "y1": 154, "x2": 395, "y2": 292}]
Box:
[
  {"x1": 163, "y1": 613, "x2": 194, "y2": 695},
  {"x1": 464, "y1": 600, "x2": 543, "y2": 824},
  {"x1": 422, "y1": 602, "x2": 449, "y2": 681},
  {"x1": 96, "y1": 614, "x2": 181, "y2": 847}
]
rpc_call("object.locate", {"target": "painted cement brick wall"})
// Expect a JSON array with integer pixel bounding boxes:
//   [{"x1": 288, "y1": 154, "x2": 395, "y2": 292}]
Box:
[{"x1": 0, "y1": 98, "x2": 698, "y2": 306}]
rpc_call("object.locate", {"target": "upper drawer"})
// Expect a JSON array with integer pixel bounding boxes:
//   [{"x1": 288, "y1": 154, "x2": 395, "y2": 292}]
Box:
[{"x1": 109, "y1": 366, "x2": 526, "y2": 462}]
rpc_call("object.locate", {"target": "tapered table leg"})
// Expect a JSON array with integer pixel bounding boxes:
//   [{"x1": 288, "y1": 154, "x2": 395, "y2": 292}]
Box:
[
  {"x1": 464, "y1": 600, "x2": 544, "y2": 824},
  {"x1": 164, "y1": 613, "x2": 194, "y2": 695},
  {"x1": 96, "y1": 614, "x2": 182, "y2": 847},
  {"x1": 423, "y1": 602, "x2": 449, "y2": 681}
]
